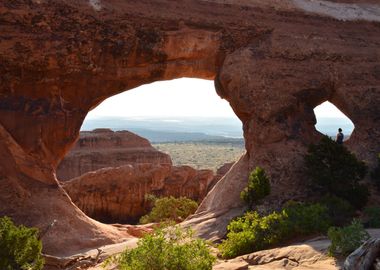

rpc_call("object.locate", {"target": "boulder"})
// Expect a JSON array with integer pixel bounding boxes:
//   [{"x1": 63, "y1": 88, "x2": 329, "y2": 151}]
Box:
[{"x1": 344, "y1": 238, "x2": 380, "y2": 270}]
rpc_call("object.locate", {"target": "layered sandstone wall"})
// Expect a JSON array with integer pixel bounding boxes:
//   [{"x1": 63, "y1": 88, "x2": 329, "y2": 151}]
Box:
[
  {"x1": 59, "y1": 129, "x2": 220, "y2": 224},
  {"x1": 62, "y1": 164, "x2": 216, "y2": 224},
  {"x1": 57, "y1": 129, "x2": 172, "y2": 181}
]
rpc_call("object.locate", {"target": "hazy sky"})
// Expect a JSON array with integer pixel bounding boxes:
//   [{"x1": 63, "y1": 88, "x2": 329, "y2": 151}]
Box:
[{"x1": 86, "y1": 78, "x2": 349, "y2": 120}]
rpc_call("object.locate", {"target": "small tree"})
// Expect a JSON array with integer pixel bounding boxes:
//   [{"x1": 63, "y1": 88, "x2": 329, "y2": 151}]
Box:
[
  {"x1": 0, "y1": 216, "x2": 44, "y2": 270},
  {"x1": 140, "y1": 196, "x2": 198, "y2": 224},
  {"x1": 240, "y1": 167, "x2": 271, "y2": 208},
  {"x1": 363, "y1": 206, "x2": 380, "y2": 228},
  {"x1": 319, "y1": 195, "x2": 355, "y2": 226},
  {"x1": 328, "y1": 219, "x2": 370, "y2": 256},
  {"x1": 305, "y1": 136, "x2": 369, "y2": 209},
  {"x1": 371, "y1": 153, "x2": 380, "y2": 190},
  {"x1": 219, "y1": 202, "x2": 330, "y2": 259},
  {"x1": 106, "y1": 227, "x2": 215, "y2": 270}
]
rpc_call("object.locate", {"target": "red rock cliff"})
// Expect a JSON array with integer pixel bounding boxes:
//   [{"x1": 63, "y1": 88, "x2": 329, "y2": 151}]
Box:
[
  {"x1": 62, "y1": 164, "x2": 216, "y2": 224},
  {"x1": 57, "y1": 129, "x2": 172, "y2": 181},
  {"x1": 59, "y1": 129, "x2": 218, "y2": 224}
]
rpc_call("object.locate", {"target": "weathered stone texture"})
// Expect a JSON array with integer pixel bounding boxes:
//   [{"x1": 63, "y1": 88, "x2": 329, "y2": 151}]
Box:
[{"x1": 57, "y1": 129, "x2": 172, "y2": 181}]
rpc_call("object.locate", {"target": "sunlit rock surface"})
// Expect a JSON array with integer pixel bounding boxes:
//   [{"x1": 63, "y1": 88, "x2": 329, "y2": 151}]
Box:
[{"x1": 57, "y1": 129, "x2": 172, "y2": 181}]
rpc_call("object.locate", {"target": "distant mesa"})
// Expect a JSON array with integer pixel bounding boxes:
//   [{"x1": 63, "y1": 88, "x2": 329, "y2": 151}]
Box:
[{"x1": 57, "y1": 129, "x2": 172, "y2": 181}]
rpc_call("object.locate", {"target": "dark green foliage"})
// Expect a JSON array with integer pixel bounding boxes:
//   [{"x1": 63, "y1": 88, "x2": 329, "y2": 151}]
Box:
[
  {"x1": 219, "y1": 202, "x2": 330, "y2": 259},
  {"x1": 107, "y1": 227, "x2": 215, "y2": 270},
  {"x1": 305, "y1": 136, "x2": 369, "y2": 209},
  {"x1": 0, "y1": 216, "x2": 44, "y2": 270},
  {"x1": 140, "y1": 196, "x2": 198, "y2": 224},
  {"x1": 240, "y1": 167, "x2": 271, "y2": 208},
  {"x1": 328, "y1": 219, "x2": 370, "y2": 256},
  {"x1": 282, "y1": 201, "x2": 331, "y2": 235},
  {"x1": 319, "y1": 195, "x2": 355, "y2": 226},
  {"x1": 371, "y1": 154, "x2": 380, "y2": 190},
  {"x1": 363, "y1": 206, "x2": 380, "y2": 228}
]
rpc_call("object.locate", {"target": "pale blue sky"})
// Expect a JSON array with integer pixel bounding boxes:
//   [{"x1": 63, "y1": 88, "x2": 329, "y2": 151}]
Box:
[{"x1": 86, "y1": 78, "x2": 349, "y2": 120}]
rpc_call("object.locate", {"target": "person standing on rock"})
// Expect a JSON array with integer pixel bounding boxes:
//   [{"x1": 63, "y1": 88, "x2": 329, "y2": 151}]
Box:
[{"x1": 336, "y1": 128, "x2": 344, "y2": 144}]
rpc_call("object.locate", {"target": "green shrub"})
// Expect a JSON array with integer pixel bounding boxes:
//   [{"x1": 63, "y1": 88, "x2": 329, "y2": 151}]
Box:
[
  {"x1": 305, "y1": 136, "x2": 369, "y2": 209},
  {"x1": 328, "y1": 219, "x2": 370, "y2": 256},
  {"x1": 219, "y1": 202, "x2": 330, "y2": 259},
  {"x1": 371, "y1": 154, "x2": 380, "y2": 190},
  {"x1": 364, "y1": 206, "x2": 380, "y2": 228},
  {"x1": 0, "y1": 216, "x2": 44, "y2": 270},
  {"x1": 282, "y1": 201, "x2": 330, "y2": 235},
  {"x1": 240, "y1": 167, "x2": 271, "y2": 208},
  {"x1": 106, "y1": 227, "x2": 215, "y2": 270},
  {"x1": 319, "y1": 195, "x2": 355, "y2": 226},
  {"x1": 140, "y1": 196, "x2": 198, "y2": 224}
]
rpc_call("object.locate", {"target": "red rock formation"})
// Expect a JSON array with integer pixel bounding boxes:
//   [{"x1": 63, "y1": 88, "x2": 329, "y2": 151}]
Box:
[
  {"x1": 1, "y1": 0, "x2": 380, "y2": 255},
  {"x1": 62, "y1": 164, "x2": 171, "y2": 224},
  {"x1": 57, "y1": 129, "x2": 172, "y2": 181},
  {"x1": 159, "y1": 166, "x2": 215, "y2": 202},
  {"x1": 208, "y1": 162, "x2": 234, "y2": 192},
  {"x1": 62, "y1": 163, "x2": 216, "y2": 224},
  {"x1": 58, "y1": 129, "x2": 216, "y2": 224}
]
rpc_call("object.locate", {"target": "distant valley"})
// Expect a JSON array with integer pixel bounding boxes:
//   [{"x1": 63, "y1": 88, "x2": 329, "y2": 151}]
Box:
[{"x1": 81, "y1": 116, "x2": 354, "y2": 143}]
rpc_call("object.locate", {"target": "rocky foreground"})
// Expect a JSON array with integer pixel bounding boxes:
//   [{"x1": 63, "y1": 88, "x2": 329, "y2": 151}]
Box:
[
  {"x1": 45, "y1": 229, "x2": 379, "y2": 270},
  {"x1": 60, "y1": 232, "x2": 378, "y2": 270}
]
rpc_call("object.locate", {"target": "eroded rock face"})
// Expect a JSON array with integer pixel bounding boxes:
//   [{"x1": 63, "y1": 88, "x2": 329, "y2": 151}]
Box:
[
  {"x1": 213, "y1": 237, "x2": 341, "y2": 270},
  {"x1": 208, "y1": 162, "x2": 234, "y2": 192},
  {"x1": 62, "y1": 164, "x2": 171, "y2": 224},
  {"x1": 57, "y1": 129, "x2": 172, "y2": 181},
  {"x1": 59, "y1": 129, "x2": 217, "y2": 223},
  {"x1": 62, "y1": 163, "x2": 216, "y2": 224},
  {"x1": 1, "y1": 0, "x2": 380, "y2": 255}
]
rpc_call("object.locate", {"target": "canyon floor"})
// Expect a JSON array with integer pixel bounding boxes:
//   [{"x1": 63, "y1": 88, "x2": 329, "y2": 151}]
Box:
[{"x1": 153, "y1": 141, "x2": 245, "y2": 171}]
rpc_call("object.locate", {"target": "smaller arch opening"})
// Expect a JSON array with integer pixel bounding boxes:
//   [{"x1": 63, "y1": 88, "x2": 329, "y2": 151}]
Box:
[{"x1": 314, "y1": 101, "x2": 355, "y2": 141}]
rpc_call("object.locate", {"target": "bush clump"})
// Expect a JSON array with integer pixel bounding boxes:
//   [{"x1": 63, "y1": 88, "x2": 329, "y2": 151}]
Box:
[
  {"x1": 140, "y1": 196, "x2": 198, "y2": 224},
  {"x1": 371, "y1": 154, "x2": 380, "y2": 190},
  {"x1": 107, "y1": 227, "x2": 215, "y2": 270},
  {"x1": 328, "y1": 219, "x2": 370, "y2": 256},
  {"x1": 305, "y1": 136, "x2": 369, "y2": 209},
  {"x1": 363, "y1": 206, "x2": 380, "y2": 228},
  {"x1": 219, "y1": 202, "x2": 330, "y2": 259},
  {"x1": 319, "y1": 195, "x2": 355, "y2": 226},
  {"x1": 0, "y1": 216, "x2": 44, "y2": 270},
  {"x1": 240, "y1": 167, "x2": 271, "y2": 208}
]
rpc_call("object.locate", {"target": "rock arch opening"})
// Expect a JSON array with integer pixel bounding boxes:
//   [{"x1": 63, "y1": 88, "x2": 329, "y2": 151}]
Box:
[
  {"x1": 57, "y1": 78, "x2": 244, "y2": 224},
  {"x1": 314, "y1": 101, "x2": 355, "y2": 141}
]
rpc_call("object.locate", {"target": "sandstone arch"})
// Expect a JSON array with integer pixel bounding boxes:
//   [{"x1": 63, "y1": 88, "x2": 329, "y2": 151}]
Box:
[{"x1": 1, "y1": 0, "x2": 380, "y2": 256}]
